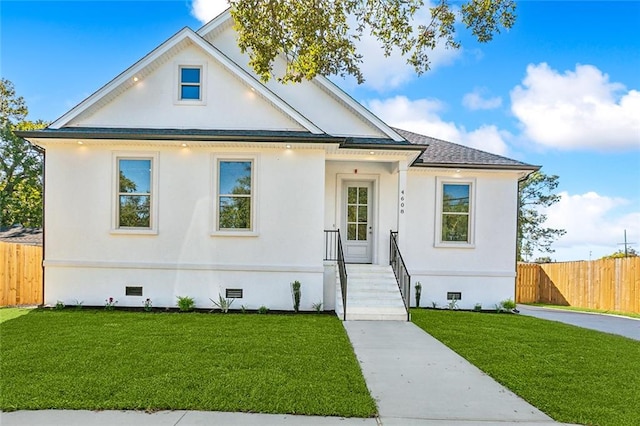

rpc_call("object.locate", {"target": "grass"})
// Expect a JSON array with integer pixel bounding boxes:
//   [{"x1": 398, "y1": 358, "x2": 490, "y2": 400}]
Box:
[
  {"x1": 0, "y1": 307, "x2": 34, "y2": 324},
  {"x1": 524, "y1": 303, "x2": 640, "y2": 319},
  {"x1": 0, "y1": 309, "x2": 376, "y2": 417},
  {"x1": 412, "y1": 309, "x2": 640, "y2": 426}
]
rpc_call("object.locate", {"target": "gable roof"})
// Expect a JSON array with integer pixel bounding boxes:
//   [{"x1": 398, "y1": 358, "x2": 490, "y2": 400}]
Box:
[
  {"x1": 394, "y1": 128, "x2": 540, "y2": 171},
  {"x1": 196, "y1": 10, "x2": 405, "y2": 142},
  {"x1": 49, "y1": 27, "x2": 323, "y2": 134}
]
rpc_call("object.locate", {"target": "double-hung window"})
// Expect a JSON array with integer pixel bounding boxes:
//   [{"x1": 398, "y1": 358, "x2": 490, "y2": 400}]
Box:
[
  {"x1": 436, "y1": 178, "x2": 475, "y2": 246},
  {"x1": 214, "y1": 156, "x2": 257, "y2": 234},
  {"x1": 179, "y1": 66, "x2": 201, "y2": 100},
  {"x1": 113, "y1": 153, "x2": 158, "y2": 234}
]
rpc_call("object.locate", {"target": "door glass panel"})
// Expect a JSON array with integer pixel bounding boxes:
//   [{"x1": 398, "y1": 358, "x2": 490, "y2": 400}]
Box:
[
  {"x1": 348, "y1": 205, "x2": 357, "y2": 222},
  {"x1": 358, "y1": 187, "x2": 367, "y2": 204},
  {"x1": 358, "y1": 205, "x2": 367, "y2": 222},
  {"x1": 348, "y1": 187, "x2": 357, "y2": 203},
  {"x1": 358, "y1": 224, "x2": 367, "y2": 240},
  {"x1": 347, "y1": 223, "x2": 357, "y2": 240}
]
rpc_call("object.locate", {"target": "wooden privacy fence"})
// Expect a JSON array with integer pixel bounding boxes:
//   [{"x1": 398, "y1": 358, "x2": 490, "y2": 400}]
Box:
[
  {"x1": 1, "y1": 242, "x2": 43, "y2": 306},
  {"x1": 516, "y1": 258, "x2": 640, "y2": 314}
]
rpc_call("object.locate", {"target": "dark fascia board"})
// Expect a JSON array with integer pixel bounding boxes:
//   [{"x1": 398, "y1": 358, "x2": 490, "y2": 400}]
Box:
[
  {"x1": 411, "y1": 161, "x2": 541, "y2": 172},
  {"x1": 16, "y1": 128, "x2": 427, "y2": 152},
  {"x1": 15, "y1": 128, "x2": 341, "y2": 144}
]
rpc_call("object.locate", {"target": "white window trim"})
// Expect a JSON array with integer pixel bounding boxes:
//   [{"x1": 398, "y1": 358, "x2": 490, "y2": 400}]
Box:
[
  {"x1": 211, "y1": 153, "x2": 259, "y2": 237},
  {"x1": 174, "y1": 61, "x2": 207, "y2": 105},
  {"x1": 111, "y1": 152, "x2": 159, "y2": 235},
  {"x1": 434, "y1": 177, "x2": 476, "y2": 248}
]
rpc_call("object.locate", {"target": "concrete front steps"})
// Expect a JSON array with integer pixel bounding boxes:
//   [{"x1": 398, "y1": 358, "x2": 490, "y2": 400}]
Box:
[{"x1": 336, "y1": 264, "x2": 408, "y2": 321}]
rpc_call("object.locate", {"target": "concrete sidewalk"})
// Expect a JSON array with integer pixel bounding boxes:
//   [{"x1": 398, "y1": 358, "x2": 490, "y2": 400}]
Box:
[
  {"x1": 343, "y1": 320, "x2": 563, "y2": 425},
  {"x1": 517, "y1": 304, "x2": 640, "y2": 341}
]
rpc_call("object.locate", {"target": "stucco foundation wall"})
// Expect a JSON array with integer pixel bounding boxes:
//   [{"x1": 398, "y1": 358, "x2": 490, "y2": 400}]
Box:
[
  {"x1": 45, "y1": 267, "x2": 324, "y2": 311},
  {"x1": 43, "y1": 143, "x2": 327, "y2": 309},
  {"x1": 410, "y1": 275, "x2": 515, "y2": 310}
]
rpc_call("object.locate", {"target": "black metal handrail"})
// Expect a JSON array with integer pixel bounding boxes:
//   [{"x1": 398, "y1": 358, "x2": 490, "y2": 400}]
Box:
[
  {"x1": 390, "y1": 230, "x2": 411, "y2": 321},
  {"x1": 324, "y1": 229, "x2": 348, "y2": 320}
]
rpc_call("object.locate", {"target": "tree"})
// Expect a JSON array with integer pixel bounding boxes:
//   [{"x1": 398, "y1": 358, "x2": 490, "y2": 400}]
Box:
[
  {"x1": 517, "y1": 171, "x2": 566, "y2": 261},
  {"x1": 230, "y1": 0, "x2": 517, "y2": 83},
  {"x1": 0, "y1": 78, "x2": 47, "y2": 228},
  {"x1": 601, "y1": 248, "x2": 638, "y2": 259}
]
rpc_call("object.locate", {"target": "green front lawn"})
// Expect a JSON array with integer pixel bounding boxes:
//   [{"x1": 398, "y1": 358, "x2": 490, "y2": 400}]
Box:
[
  {"x1": 0, "y1": 309, "x2": 376, "y2": 417},
  {"x1": 412, "y1": 309, "x2": 640, "y2": 426}
]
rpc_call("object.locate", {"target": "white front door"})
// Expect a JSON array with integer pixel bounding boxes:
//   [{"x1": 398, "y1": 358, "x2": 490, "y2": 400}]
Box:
[{"x1": 343, "y1": 181, "x2": 373, "y2": 263}]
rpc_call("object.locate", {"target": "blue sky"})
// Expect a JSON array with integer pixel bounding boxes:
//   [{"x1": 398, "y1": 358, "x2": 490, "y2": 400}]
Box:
[{"x1": 2, "y1": 0, "x2": 639, "y2": 260}]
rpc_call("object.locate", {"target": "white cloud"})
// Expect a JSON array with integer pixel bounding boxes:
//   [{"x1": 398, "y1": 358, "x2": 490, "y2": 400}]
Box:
[
  {"x1": 536, "y1": 191, "x2": 640, "y2": 260},
  {"x1": 511, "y1": 63, "x2": 640, "y2": 151},
  {"x1": 366, "y1": 96, "x2": 511, "y2": 155},
  {"x1": 462, "y1": 87, "x2": 502, "y2": 110},
  {"x1": 190, "y1": 0, "x2": 229, "y2": 24}
]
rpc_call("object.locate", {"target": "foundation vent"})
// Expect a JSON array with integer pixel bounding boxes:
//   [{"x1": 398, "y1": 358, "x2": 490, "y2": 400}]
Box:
[
  {"x1": 126, "y1": 286, "x2": 143, "y2": 296},
  {"x1": 447, "y1": 292, "x2": 462, "y2": 301},
  {"x1": 226, "y1": 289, "x2": 243, "y2": 299}
]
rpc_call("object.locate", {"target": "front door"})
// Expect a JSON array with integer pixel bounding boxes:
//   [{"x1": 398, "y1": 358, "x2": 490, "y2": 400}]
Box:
[{"x1": 343, "y1": 181, "x2": 373, "y2": 263}]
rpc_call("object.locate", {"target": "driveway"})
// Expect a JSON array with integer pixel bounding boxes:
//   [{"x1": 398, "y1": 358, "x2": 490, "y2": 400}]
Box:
[{"x1": 517, "y1": 305, "x2": 640, "y2": 341}]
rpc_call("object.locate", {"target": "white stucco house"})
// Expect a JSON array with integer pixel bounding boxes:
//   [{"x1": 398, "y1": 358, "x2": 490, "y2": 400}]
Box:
[{"x1": 19, "y1": 11, "x2": 538, "y2": 320}]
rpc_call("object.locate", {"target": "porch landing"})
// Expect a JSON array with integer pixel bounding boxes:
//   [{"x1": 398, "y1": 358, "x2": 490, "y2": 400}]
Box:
[{"x1": 337, "y1": 264, "x2": 407, "y2": 321}]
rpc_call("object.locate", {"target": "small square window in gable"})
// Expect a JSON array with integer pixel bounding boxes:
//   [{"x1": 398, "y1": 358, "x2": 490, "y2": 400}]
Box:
[{"x1": 179, "y1": 66, "x2": 201, "y2": 101}]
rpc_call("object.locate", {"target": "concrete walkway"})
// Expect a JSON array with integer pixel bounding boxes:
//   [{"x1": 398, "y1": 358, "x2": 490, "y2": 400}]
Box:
[
  {"x1": 344, "y1": 321, "x2": 564, "y2": 425},
  {"x1": 2, "y1": 320, "x2": 574, "y2": 426},
  {"x1": 517, "y1": 305, "x2": 640, "y2": 341}
]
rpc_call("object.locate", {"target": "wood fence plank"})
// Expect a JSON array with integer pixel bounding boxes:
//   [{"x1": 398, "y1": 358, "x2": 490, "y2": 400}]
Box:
[{"x1": 517, "y1": 257, "x2": 639, "y2": 314}]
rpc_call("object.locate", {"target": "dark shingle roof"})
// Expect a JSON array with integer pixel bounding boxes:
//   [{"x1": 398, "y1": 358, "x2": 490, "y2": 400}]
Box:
[
  {"x1": 394, "y1": 128, "x2": 539, "y2": 170},
  {"x1": 0, "y1": 226, "x2": 43, "y2": 246}
]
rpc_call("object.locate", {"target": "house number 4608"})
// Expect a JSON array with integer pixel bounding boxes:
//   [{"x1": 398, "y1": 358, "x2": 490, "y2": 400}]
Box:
[{"x1": 400, "y1": 190, "x2": 405, "y2": 214}]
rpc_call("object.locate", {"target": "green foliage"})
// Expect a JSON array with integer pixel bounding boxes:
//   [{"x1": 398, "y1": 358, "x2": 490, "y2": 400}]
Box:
[
  {"x1": 518, "y1": 170, "x2": 566, "y2": 261},
  {"x1": 312, "y1": 302, "x2": 323, "y2": 313},
  {"x1": 414, "y1": 281, "x2": 422, "y2": 307},
  {"x1": 0, "y1": 311, "x2": 376, "y2": 416},
  {"x1": 473, "y1": 303, "x2": 482, "y2": 312},
  {"x1": 74, "y1": 300, "x2": 84, "y2": 311},
  {"x1": 291, "y1": 280, "x2": 301, "y2": 312},
  {"x1": 177, "y1": 296, "x2": 195, "y2": 312},
  {"x1": 447, "y1": 298, "x2": 458, "y2": 310},
  {"x1": 143, "y1": 298, "x2": 153, "y2": 312},
  {"x1": 601, "y1": 248, "x2": 638, "y2": 259},
  {"x1": 54, "y1": 301, "x2": 65, "y2": 311},
  {"x1": 0, "y1": 79, "x2": 47, "y2": 228},
  {"x1": 104, "y1": 297, "x2": 117, "y2": 311},
  {"x1": 230, "y1": 0, "x2": 516, "y2": 84},
  {"x1": 500, "y1": 298, "x2": 516, "y2": 311},
  {"x1": 411, "y1": 309, "x2": 640, "y2": 425},
  {"x1": 210, "y1": 294, "x2": 234, "y2": 313},
  {"x1": 257, "y1": 305, "x2": 269, "y2": 314}
]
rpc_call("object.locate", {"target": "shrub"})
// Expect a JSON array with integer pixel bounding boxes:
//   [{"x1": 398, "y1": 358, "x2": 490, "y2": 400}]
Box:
[
  {"x1": 414, "y1": 281, "x2": 422, "y2": 307},
  {"x1": 257, "y1": 305, "x2": 269, "y2": 314},
  {"x1": 177, "y1": 296, "x2": 195, "y2": 312},
  {"x1": 210, "y1": 294, "x2": 234, "y2": 313},
  {"x1": 291, "y1": 280, "x2": 301, "y2": 312}
]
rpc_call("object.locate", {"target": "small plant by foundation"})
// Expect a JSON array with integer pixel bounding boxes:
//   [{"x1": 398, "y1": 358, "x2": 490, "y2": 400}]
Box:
[
  {"x1": 143, "y1": 298, "x2": 153, "y2": 312},
  {"x1": 500, "y1": 298, "x2": 516, "y2": 311},
  {"x1": 210, "y1": 294, "x2": 234, "y2": 313},
  {"x1": 54, "y1": 301, "x2": 65, "y2": 310},
  {"x1": 291, "y1": 280, "x2": 301, "y2": 312},
  {"x1": 473, "y1": 303, "x2": 482, "y2": 312},
  {"x1": 257, "y1": 305, "x2": 269, "y2": 314},
  {"x1": 177, "y1": 296, "x2": 195, "y2": 312},
  {"x1": 104, "y1": 297, "x2": 117, "y2": 311},
  {"x1": 74, "y1": 300, "x2": 83, "y2": 310},
  {"x1": 240, "y1": 304, "x2": 247, "y2": 313},
  {"x1": 414, "y1": 281, "x2": 422, "y2": 307},
  {"x1": 312, "y1": 302, "x2": 323, "y2": 313},
  {"x1": 431, "y1": 301, "x2": 437, "y2": 309},
  {"x1": 447, "y1": 297, "x2": 459, "y2": 310}
]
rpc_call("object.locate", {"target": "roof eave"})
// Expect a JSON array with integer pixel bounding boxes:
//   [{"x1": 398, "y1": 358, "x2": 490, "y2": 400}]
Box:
[{"x1": 412, "y1": 161, "x2": 541, "y2": 172}]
